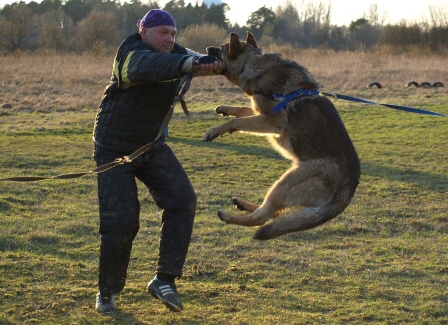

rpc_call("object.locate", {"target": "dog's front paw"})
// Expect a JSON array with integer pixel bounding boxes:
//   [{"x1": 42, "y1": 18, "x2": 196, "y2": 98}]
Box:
[
  {"x1": 203, "y1": 127, "x2": 220, "y2": 141},
  {"x1": 217, "y1": 209, "x2": 232, "y2": 223}
]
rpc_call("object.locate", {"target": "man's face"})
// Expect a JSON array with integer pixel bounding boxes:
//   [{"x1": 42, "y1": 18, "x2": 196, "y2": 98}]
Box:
[{"x1": 141, "y1": 25, "x2": 177, "y2": 53}]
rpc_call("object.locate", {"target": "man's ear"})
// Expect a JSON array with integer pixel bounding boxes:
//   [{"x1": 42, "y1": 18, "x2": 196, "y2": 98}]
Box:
[{"x1": 139, "y1": 28, "x2": 145, "y2": 39}]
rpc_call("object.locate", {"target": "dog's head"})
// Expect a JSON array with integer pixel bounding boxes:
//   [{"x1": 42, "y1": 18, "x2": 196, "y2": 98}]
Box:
[{"x1": 207, "y1": 32, "x2": 261, "y2": 84}]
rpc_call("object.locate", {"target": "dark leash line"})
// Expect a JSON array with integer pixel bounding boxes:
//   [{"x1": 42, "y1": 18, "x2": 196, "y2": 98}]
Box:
[
  {"x1": 272, "y1": 88, "x2": 447, "y2": 117},
  {"x1": 0, "y1": 68, "x2": 195, "y2": 183},
  {"x1": 321, "y1": 90, "x2": 447, "y2": 117}
]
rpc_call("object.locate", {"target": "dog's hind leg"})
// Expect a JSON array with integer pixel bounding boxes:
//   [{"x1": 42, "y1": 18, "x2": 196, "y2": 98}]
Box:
[
  {"x1": 218, "y1": 165, "x2": 307, "y2": 226},
  {"x1": 218, "y1": 200, "x2": 280, "y2": 226},
  {"x1": 253, "y1": 184, "x2": 355, "y2": 240},
  {"x1": 232, "y1": 197, "x2": 281, "y2": 220},
  {"x1": 215, "y1": 105, "x2": 254, "y2": 117},
  {"x1": 232, "y1": 197, "x2": 259, "y2": 212},
  {"x1": 218, "y1": 161, "x2": 337, "y2": 229},
  {"x1": 253, "y1": 207, "x2": 328, "y2": 240}
]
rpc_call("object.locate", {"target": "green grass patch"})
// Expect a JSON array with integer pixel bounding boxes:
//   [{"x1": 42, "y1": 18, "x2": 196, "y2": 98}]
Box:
[{"x1": 0, "y1": 100, "x2": 447, "y2": 324}]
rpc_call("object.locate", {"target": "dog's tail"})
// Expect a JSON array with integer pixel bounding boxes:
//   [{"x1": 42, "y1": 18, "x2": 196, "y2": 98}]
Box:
[{"x1": 253, "y1": 183, "x2": 357, "y2": 240}]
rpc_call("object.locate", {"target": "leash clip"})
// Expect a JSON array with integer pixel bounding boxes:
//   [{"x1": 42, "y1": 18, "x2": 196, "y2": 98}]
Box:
[{"x1": 321, "y1": 90, "x2": 338, "y2": 100}]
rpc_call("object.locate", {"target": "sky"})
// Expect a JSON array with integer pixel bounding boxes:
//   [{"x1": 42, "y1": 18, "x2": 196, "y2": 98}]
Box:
[
  {"x1": 0, "y1": 0, "x2": 447, "y2": 26},
  {"x1": 219, "y1": 0, "x2": 448, "y2": 26}
]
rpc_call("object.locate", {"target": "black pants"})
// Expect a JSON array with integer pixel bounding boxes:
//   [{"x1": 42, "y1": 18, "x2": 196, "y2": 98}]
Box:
[{"x1": 94, "y1": 143, "x2": 196, "y2": 294}]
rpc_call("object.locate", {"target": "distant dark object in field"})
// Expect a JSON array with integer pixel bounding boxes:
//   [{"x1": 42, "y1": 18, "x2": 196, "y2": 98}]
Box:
[
  {"x1": 367, "y1": 81, "x2": 382, "y2": 88},
  {"x1": 419, "y1": 82, "x2": 432, "y2": 88},
  {"x1": 432, "y1": 81, "x2": 444, "y2": 87},
  {"x1": 405, "y1": 81, "x2": 419, "y2": 88}
]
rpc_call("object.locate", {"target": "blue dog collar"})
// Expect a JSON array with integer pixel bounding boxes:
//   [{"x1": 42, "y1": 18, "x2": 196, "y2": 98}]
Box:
[{"x1": 273, "y1": 88, "x2": 320, "y2": 114}]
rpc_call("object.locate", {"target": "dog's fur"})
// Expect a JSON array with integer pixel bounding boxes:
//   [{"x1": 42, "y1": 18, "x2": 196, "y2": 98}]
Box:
[{"x1": 204, "y1": 32, "x2": 360, "y2": 240}]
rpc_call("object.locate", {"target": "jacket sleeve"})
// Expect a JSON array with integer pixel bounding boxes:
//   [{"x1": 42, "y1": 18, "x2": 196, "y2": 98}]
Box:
[{"x1": 118, "y1": 50, "x2": 190, "y2": 85}]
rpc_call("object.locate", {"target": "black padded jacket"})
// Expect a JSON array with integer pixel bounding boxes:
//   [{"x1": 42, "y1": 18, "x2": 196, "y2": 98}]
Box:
[{"x1": 93, "y1": 33, "x2": 190, "y2": 154}]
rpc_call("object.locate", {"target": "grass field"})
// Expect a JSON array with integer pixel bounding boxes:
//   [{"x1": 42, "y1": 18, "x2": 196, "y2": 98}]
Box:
[{"x1": 0, "y1": 51, "x2": 447, "y2": 324}]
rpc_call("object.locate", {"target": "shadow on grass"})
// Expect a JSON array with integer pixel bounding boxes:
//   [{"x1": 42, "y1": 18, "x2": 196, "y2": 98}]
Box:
[
  {"x1": 168, "y1": 136, "x2": 448, "y2": 193},
  {"x1": 98, "y1": 311, "x2": 146, "y2": 324},
  {"x1": 168, "y1": 136, "x2": 283, "y2": 159},
  {"x1": 361, "y1": 162, "x2": 447, "y2": 193}
]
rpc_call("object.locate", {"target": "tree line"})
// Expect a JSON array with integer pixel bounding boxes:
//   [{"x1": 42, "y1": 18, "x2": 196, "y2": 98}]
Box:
[{"x1": 1, "y1": 0, "x2": 447, "y2": 54}]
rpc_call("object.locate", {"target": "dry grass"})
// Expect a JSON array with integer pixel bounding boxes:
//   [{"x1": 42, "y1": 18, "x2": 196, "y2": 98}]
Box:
[
  {"x1": 1, "y1": 48, "x2": 447, "y2": 113},
  {"x1": 0, "y1": 53, "x2": 111, "y2": 112},
  {"x1": 260, "y1": 44, "x2": 448, "y2": 93}
]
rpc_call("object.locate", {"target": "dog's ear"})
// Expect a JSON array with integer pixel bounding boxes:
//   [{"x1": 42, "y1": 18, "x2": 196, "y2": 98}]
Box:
[
  {"x1": 228, "y1": 32, "x2": 242, "y2": 60},
  {"x1": 246, "y1": 32, "x2": 258, "y2": 48}
]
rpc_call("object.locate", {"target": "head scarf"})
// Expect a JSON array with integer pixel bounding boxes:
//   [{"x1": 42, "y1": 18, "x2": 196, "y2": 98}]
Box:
[{"x1": 136, "y1": 9, "x2": 176, "y2": 30}]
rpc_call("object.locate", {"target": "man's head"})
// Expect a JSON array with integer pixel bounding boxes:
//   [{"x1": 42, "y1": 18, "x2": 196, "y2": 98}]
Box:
[{"x1": 137, "y1": 9, "x2": 177, "y2": 53}]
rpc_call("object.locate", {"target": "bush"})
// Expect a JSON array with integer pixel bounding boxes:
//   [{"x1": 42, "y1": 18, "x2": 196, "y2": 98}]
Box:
[
  {"x1": 39, "y1": 23, "x2": 68, "y2": 51},
  {"x1": 176, "y1": 23, "x2": 228, "y2": 53},
  {"x1": 73, "y1": 11, "x2": 120, "y2": 53}
]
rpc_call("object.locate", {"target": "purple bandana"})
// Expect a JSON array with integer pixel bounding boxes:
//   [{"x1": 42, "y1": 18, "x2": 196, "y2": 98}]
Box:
[{"x1": 136, "y1": 9, "x2": 176, "y2": 29}]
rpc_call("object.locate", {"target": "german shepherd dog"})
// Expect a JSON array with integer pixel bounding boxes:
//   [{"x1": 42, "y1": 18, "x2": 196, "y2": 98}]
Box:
[{"x1": 204, "y1": 32, "x2": 360, "y2": 240}]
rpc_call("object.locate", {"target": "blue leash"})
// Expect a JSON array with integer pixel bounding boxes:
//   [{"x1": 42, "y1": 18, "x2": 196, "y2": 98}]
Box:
[
  {"x1": 271, "y1": 88, "x2": 447, "y2": 117},
  {"x1": 322, "y1": 90, "x2": 447, "y2": 117}
]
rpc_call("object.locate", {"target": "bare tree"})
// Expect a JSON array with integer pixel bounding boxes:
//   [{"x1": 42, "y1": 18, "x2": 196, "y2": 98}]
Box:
[
  {"x1": 368, "y1": 4, "x2": 378, "y2": 26},
  {"x1": 429, "y1": 4, "x2": 448, "y2": 27},
  {"x1": 73, "y1": 11, "x2": 120, "y2": 53},
  {"x1": 0, "y1": 4, "x2": 37, "y2": 51},
  {"x1": 39, "y1": 23, "x2": 68, "y2": 51}
]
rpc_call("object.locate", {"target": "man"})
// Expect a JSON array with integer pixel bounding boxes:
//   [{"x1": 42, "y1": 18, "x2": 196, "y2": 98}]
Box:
[{"x1": 92, "y1": 9, "x2": 221, "y2": 313}]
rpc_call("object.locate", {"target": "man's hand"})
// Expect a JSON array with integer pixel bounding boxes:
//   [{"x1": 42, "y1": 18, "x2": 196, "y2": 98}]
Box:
[{"x1": 193, "y1": 55, "x2": 223, "y2": 73}]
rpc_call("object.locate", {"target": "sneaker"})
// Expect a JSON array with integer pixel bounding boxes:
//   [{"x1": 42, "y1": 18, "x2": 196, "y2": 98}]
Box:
[
  {"x1": 95, "y1": 292, "x2": 116, "y2": 313},
  {"x1": 147, "y1": 277, "x2": 183, "y2": 312}
]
